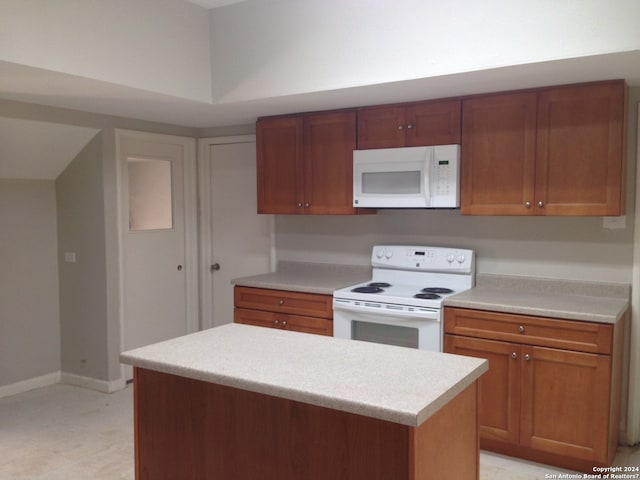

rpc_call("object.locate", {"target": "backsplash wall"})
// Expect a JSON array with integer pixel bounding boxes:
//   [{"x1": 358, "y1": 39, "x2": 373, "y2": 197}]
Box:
[{"x1": 274, "y1": 209, "x2": 634, "y2": 284}]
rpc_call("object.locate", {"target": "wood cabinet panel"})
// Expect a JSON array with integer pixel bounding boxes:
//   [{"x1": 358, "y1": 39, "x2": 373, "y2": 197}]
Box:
[
  {"x1": 234, "y1": 286, "x2": 333, "y2": 336},
  {"x1": 303, "y1": 111, "x2": 358, "y2": 214},
  {"x1": 357, "y1": 100, "x2": 461, "y2": 149},
  {"x1": 234, "y1": 286, "x2": 332, "y2": 318},
  {"x1": 256, "y1": 116, "x2": 303, "y2": 214},
  {"x1": 444, "y1": 307, "x2": 613, "y2": 354},
  {"x1": 461, "y1": 92, "x2": 537, "y2": 215},
  {"x1": 520, "y1": 346, "x2": 611, "y2": 463},
  {"x1": 134, "y1": 368, "x2": 410, "y2": 480},
  {"x1": 406, "y1": 100, "x2": 461, "y2": 147},
  {"x1": 444, "y1": 306, "x2": 622, "y2": 472},
  {"x1": 536, "y1": 82, "x2": 625, "y2": 215},
  {"x1": 357, "y1": 106, "x2": 406, "y2": 149},
  {"x1": 445, "y1": 335, "x2": 520, "y2": 444},
  {"x1": 257, "y1": 110, "x2": 364, "y2": 215},
  {"x1": 461, "y1": 80, "x2": 626, "y2": 216},
  {"x1": 234, "y1": 308, "x2": 333, "y2": 336}
]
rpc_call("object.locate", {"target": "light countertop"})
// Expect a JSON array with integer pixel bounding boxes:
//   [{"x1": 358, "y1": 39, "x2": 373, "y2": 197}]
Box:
[
  {"x1": 231, "y1": 261, "x2": 371, "y2": 295},
  {"x1": 445, "y1": 274, "x2": 630, "y2": 324},
  {"x1": 120, "y1": 323, "x2": 487, "y2": 427}
]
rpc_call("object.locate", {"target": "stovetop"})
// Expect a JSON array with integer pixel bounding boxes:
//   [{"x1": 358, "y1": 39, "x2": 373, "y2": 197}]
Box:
[{"x1": 333, "y1": 245, "x2": 475, "y2": 309}]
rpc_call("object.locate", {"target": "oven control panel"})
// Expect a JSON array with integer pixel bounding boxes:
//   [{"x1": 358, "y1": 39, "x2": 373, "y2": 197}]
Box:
[{"x1": 371, "y1": 245, "x2": 474, "y2": 273}]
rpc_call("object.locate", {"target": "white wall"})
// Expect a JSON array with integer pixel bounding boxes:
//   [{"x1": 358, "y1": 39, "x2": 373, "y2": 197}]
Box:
[
  {"x1": 275, "y1": 212, "x2": 634, "y2": 283},
  {"x1": 0, "y1": 180, "x2": 60, "y2": 386},
  {"x1": 0, "y1": 0, "x2": 212, "y2": 103},
  {"x1": 57, "y1": 134, "x2": 110, "y2": 381},
  {"x1": 209, "y1": 0, "x2": 640, "y2": 103}
]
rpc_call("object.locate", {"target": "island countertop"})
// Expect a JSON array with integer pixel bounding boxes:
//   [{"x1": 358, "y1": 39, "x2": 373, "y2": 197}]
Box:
[{"x1": 120, "y1": 323, "x2": 487, "y2": 427}]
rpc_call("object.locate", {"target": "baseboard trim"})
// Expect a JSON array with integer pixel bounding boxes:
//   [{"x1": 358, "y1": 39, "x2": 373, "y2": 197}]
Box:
[
  {"x1": 0, "y1": 371, "x2": 61, "y2": 399},
  {"x1": 61, "y1": 373, "x2": 126, "y2": 393}
]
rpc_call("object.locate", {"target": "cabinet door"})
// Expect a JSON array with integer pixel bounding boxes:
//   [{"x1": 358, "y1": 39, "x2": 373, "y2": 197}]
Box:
[
  {"x1": 283, "y1": 314, "x2": 333, "y2": 336},
  {"x1": 357, "y1": 106, "x2": 406, "y2": 149},
  {"x1": 303, "y1": 111, "x2": 358, "y2": 214},
  {"x1": 461, "y1": 92, "x2": 537, "y2": 215},
  {"x1": 520, "y1": 345, "x2": 611, "y2": 463},
  {"x1": 256, "y1": 116, "x2": 304, "y2": 214},
  {"x1": 445, "y1": 335, "x2": 521, "y2": 445},
  {"x1": 234, "y1": 287, "x2": 333, "y2": 318},
  {"x1": 535, "y1": 81, "x2": 626, "y2": 215},
  {"x1": 405, "y1": 100, "x2": 461, "y2": 146},
  {"x1": 235, "y1": 307, "x2": 279, "y2": 330},
  {"x1": 234, "y1": 308, "x2": 333, "y2": 336}
]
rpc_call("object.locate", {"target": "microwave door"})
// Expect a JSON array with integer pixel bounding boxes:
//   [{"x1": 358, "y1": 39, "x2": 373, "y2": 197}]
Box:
[{"x1": 353, "y1": 147, "x2": 432, "y2": 208}]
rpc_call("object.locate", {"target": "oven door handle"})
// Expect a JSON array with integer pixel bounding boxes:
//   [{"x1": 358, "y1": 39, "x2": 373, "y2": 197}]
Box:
[{"x1": 333, "y1": 300, "x2": 440, "y2": 320}]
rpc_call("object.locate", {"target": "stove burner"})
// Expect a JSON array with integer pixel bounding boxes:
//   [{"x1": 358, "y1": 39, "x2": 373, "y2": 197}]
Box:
[
  {"x1": 368, "y1": 282, "x2": 391, "y2": 288},
  {"x1": 414, "y1": 292, "x2": 442, "y2": 300},
  {"x1": 421, "y1": 287, "x2": 454, "y2": 294},
  {"x1": 351, "y1": 286, "x2": 384, "y2": 294}
]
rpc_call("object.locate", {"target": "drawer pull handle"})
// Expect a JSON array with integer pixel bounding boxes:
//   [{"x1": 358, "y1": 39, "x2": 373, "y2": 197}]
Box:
[
  {"x1": 278, "y1": 299, "x2": 284, "y2": 305},
  {"x1": 524, "y1": 354, "x2": 531, "y2": 361},
  {"x1": 511, "y1": 352, "x2": 517, "y2": 359},
  {"x1": 518, "y1": 325, "x2": 525, "y2": 333}
]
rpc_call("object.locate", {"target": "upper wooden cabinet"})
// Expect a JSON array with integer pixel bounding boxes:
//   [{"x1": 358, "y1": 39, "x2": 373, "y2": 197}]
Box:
[
  {"x1": 357, "y1": 100, "x2": 461, "y2": 149},
  {"x1": 461, "y1": 80, "x2": 626, "y2": 216},
  {"x1": 257, "y1": 110, "x2": 362, "y2": 215}
]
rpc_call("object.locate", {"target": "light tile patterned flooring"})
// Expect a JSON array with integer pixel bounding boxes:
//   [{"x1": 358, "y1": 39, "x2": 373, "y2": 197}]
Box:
[{"x1": 1, "y1": 384, "x2": 638, "y2": 479}]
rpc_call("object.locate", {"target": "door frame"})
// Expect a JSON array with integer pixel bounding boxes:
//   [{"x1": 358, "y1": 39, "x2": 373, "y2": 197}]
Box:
[
  {"x1": 197, "y1": 135, "x2": 275, "y2": 330},
  {"x1": 116, "y1": 129, "x2": 198, "y2": 379}
]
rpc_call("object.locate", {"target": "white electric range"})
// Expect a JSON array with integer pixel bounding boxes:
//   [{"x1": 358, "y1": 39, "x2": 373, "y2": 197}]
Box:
[{"x1": 333, "y1": 245, "x2": 475, "y2": 351}]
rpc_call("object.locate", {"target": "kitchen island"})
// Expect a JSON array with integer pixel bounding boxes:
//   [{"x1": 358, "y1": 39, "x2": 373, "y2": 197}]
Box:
[{"x1": 121, "y1": 323, "x2": 487, "y2": 480}]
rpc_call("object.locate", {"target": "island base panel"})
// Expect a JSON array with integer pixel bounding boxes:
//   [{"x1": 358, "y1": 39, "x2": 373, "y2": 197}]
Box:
[{"x1": 134, "y1": 367, "x2": 479, "y2": 480}]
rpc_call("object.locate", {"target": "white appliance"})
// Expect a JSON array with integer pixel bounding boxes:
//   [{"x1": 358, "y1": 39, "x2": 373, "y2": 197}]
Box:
[
  {"x1": 352, "y1": 145, "x2": 460, "y2": 208},
  {"x1": 333, "y1": 245, "x2": 475, "y2": 352}
]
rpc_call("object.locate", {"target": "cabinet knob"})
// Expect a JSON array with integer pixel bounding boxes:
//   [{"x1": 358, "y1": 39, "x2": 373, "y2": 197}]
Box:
[
  {"x1": 538, "y1": 200, "x2": 545, "y2": 208},
  {"x1": 397, "y1": 125, "x2": 404, "y2": 130},
  {"x1": 274, "y1": 319, "x2": 280, "y2": 326},
  {"x1": 281, "y1": 320, "x2": 287, "y2": 327},
  {"x1": 304, "y1": 202, "x2": 310, "y2": 208},
  {"x1": 210, "y1": 263, "x2": 220, "y2": 272},
  {"x1": 407, "y1": 123, "x2": 414, "y2": 129},
  {"x1": 511, "y1": 352, "x2": 518, "y2": 359},
  {"x1": 524, "y1": 353, "x2": 531, "y2": 361},
  {"x1": 296, "y1": 202, "x2": 302, "y2": 208},
  {"x1": 525, "y1": 201, "x2": 531, "y2": 208},
  {"x1": 518, "y1": 325, "x2": 525, "y2": 333},
  {"x1": 278, "y1": 299, "x2": 284, "y2": 305}
]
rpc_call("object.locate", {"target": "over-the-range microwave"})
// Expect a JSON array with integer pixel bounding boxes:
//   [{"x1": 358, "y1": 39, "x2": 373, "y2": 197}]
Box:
[{"x1": 353, "y1": 144, "x2": 460, "y2": 208}]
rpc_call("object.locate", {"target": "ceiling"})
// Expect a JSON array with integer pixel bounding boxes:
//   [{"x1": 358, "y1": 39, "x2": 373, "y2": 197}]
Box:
[{"x1": 1, "y1": 0, "x2": 639, "y2": 181}]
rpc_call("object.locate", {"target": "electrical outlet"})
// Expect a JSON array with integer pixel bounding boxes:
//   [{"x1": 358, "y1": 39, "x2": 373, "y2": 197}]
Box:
[{"x1": 602, "y1": 216, "x2": 626, "y2": 230}]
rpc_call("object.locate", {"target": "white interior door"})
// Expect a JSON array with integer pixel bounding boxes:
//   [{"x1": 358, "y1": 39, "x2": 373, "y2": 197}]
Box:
[
  {"x1": 199, "y1": 136, "x2": 273, "y2": 329},
  {"x1": 118, "y1": 130, "x2": 197, "y2": 380}
]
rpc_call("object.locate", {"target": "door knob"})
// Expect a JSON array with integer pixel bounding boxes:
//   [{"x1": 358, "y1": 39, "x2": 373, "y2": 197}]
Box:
[
  {"x1": 210, "y1": 263, "x2": 220, "y2": 272},
  {"x1": 177, "y1": 265, "x2": 183, "y2": 271}
]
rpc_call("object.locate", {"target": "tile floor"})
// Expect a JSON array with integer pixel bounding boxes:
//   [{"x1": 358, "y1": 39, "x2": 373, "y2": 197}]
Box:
[{"x1": 1, "y1": 384, "x2": 638, "y2": 479}]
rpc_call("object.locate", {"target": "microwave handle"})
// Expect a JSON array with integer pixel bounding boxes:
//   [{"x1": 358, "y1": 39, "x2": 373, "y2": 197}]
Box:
[{"x1": 423, "y1": 147, "x2": 433, "y2": 207}]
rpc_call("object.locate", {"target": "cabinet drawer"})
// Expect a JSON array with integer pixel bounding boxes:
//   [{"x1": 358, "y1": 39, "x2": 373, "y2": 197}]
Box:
[
  {"x1": 444, "y1": 308, "x2": 612, "y2": 354},
  {"x1": 234, "y1": 287, "x2": 333, "y2": 318},
  {"x1": 234, "y1": 308, "x2": 333, "y2": 336}
]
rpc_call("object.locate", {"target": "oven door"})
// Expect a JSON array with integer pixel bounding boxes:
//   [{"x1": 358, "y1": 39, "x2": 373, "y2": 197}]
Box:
[{"x1": 333, "y1": 300, "x2": 442, "y2": 352}]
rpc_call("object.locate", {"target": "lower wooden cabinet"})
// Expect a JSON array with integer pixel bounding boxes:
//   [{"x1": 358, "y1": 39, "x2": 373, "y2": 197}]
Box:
[
  {"x1": 444, "y1": 307, "x2": 623, "y2": 473},
  {"x1": 234, "y1": 286, "x2": 333, "y2": 336}
]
